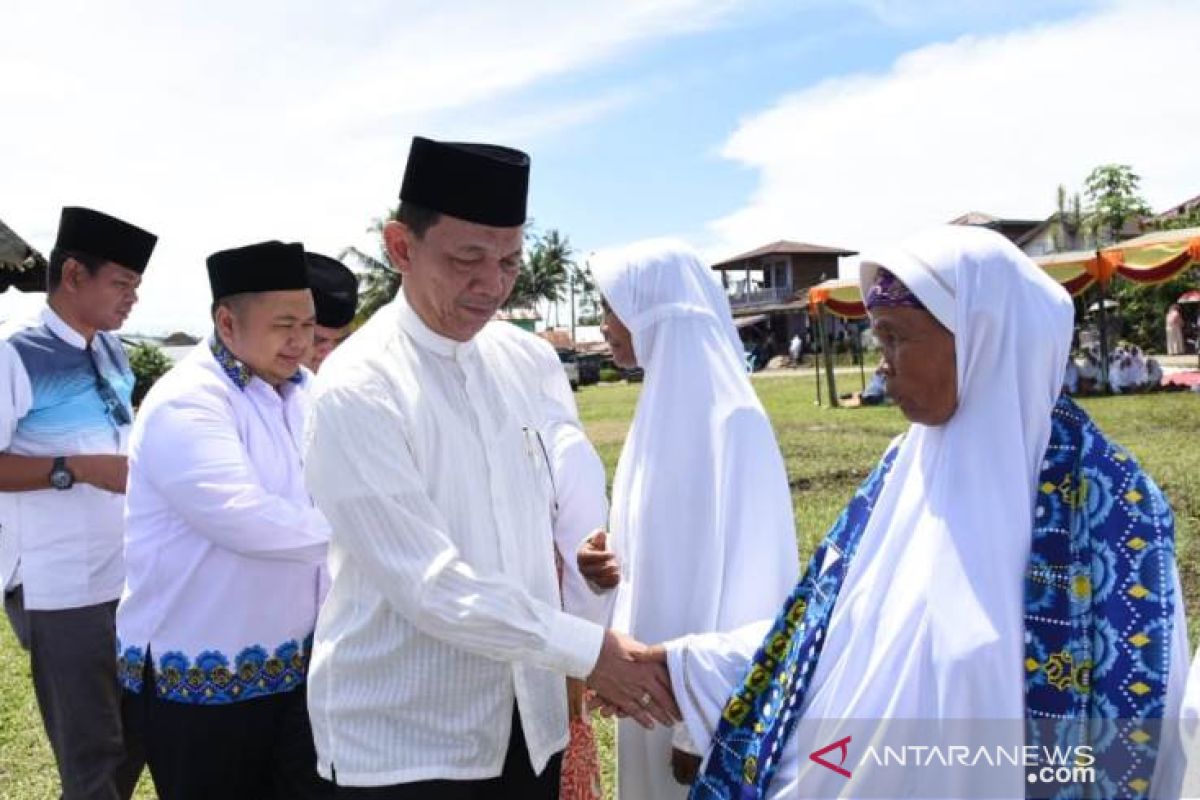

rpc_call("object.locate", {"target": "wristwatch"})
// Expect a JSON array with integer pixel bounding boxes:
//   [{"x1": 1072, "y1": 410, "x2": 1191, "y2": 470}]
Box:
[{"x1": 49, "y1": 457, "x2": 74, "y2": 491}]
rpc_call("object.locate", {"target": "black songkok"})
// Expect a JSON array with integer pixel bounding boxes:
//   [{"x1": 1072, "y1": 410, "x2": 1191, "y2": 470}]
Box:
[
  {"x1": 55, "y1": 206, "x2": 157, "y2": 272},
  {"x1": 305, "y1": 252, "x2": 358, "y2": 328},
  {"x1": 399, "y1": 136, "x2": 530, "y2": 227},
  {"x1": 206, "y1": 241, "x2": 310, "y2": 301}
]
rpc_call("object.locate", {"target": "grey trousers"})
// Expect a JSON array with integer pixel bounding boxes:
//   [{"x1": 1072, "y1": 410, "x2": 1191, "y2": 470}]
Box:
[{"x1": 5, "y1": 587, "x2": 144, "y2": 800}]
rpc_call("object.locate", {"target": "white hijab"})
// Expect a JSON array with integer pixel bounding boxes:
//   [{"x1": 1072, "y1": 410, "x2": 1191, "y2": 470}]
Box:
[
  {"x1": 594, "y1": 239, "x2": 800, "y2": 644},
  {"x1": 670, "y1": 227, "x2": 1188, "y2": 798},
  {"x1": 773, "y1": 227, "x2": 1066, "y2": 796},
  {"x1": 809, "y1": 225, "x2": 1073, "y2": 707}
]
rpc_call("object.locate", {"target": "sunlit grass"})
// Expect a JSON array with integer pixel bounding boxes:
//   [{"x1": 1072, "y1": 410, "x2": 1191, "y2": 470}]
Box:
[{"x1": 2, "y1": 375, "x2": 1195, "y2": 798}]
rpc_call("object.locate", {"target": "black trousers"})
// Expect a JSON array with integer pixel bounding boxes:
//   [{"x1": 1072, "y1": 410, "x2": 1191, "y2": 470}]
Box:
[
  {"x1": 333, "y1": 709, "x2": 562, "y2": 800},
  {"x1": 124, "y1": 656, "x2": 331, "y2": 800}
]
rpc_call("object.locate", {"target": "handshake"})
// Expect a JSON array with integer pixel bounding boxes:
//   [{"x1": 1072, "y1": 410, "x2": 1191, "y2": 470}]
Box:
[
  {"x1": 577, "y1": 531, "x2": 704, "y2": 784},
  {"x1": 577, "y1": 530, "x2": 678, "y2": 730}
]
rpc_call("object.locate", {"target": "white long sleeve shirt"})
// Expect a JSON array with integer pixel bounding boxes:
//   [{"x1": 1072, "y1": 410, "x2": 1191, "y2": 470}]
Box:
[
  {"x1": 304, "y1": 292, "x2": 605, "y2": 786},
  {"x1": 544, "y1": 420, "x2": 613, "y2": 627},
  {"x1": 0, "y1": 306, "x2": 133, "y2": 609},
  {"x1": 116, "y1": 339, "x2": 329, "y2": 704}
]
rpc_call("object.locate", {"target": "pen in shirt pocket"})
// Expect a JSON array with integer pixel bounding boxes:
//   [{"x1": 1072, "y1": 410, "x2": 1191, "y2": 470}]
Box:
[{"x1": 521, "y1": 426, "x2": 558, "y2": 514}]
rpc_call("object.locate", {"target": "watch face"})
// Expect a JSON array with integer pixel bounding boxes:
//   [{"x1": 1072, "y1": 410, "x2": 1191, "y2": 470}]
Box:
[{"x1": 50, "y1": 467, "x2": 72, "y2": 490}]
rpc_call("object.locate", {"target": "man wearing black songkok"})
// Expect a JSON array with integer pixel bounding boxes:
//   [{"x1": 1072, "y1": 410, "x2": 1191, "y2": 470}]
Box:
[
  {"x1": 116, "y1": 241, "x2": 332, "y2": 799},
  {"x1": 303, "y1": 252, "x2": 358, "y2": 372},
  {"x1": 304, "y1": 137, "x2": 678, "y2": 799},
  {"x1": 0, "y1": 206, "x2": 156, "y2": 799}
]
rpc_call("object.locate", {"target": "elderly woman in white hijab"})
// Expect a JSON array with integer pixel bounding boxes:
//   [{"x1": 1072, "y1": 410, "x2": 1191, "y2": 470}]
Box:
[
  {"x1": 581, "y1": 240, "x2": 801, "y2": 799},
  {"x1": 645, "y1": 226, "x2": 1187, "y2": 799}
]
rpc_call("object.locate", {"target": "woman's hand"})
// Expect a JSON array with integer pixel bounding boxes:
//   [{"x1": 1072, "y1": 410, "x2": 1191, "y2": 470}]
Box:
[{"x1": 577, "y1": 529, "x2": 620, "y2": 590}]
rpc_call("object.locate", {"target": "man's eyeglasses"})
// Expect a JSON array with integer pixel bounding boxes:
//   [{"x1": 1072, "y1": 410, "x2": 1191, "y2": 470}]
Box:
[{"x1": 87, "y1": 346, "x2": 133, "y2": 427}]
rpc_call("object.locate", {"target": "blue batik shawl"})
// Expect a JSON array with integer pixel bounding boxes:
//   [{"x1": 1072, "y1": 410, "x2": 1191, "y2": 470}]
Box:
[{"x1": 693, "y1": 395, "x2": 1176, "y2": 800}]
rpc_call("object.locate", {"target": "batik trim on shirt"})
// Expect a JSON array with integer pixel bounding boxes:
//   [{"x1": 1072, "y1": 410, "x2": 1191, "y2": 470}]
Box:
[
  {"x1": 117, "y1": 635, "x2": 313, "y2": 705},
  {"x1": 209, "y1": 335, "x2": 303, "y2": 391}
]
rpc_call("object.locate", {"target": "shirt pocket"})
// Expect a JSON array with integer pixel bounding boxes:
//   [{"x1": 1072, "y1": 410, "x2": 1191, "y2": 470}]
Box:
[{"x1": 516, "y1": 424, "x2": 556, "y2": 522}]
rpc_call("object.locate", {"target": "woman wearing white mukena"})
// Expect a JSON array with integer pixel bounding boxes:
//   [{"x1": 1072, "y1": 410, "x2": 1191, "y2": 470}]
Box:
[
  {"x1": 648, "y1": 226, "x2": 1188, "y2": 800},
  {"x1": 581, "y1": 240, "x2": 800, "y2": 798}
]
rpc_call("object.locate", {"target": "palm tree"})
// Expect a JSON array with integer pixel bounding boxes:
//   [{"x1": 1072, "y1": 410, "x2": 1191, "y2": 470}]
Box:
[
  {"x1": 507, "y1": 229, "x2": 574, "y2": 314},
  {"x1": 340, "y1": 207, "x2": 400, "y2": 325},
  {"x1": 571, "y1": 260, "x2": 600, "y2": 325},
  {"x1": 1049, "y1": 184, "x2": 1084, "y2": 251}
]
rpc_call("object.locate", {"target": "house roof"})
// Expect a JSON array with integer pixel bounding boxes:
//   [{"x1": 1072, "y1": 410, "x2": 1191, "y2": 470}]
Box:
[
  {"x1": 711, "y1": 240, "x2": 857, "y2": 270},
  {"x1": 949, "y1": 211, "x2": 1044, "y2": 245},
  {"x1": 1150, "y1": 193, "x2": 1200, "y2": 220},
  {"x1": 1015, "y1": 215, "x2": 1057, "y2": 247},
  {"x1": 948, "y1": 211, "x2": 1002, "y2": 226},
  {"x1": 0, "y1": 218, "x2": 30, "y2": 266},
  {"x1": 0, "y1": 217, "x2": 47, "y2": 292},
  {"x1": 948, "y1": 210, "x2": 1044, "y2": 227},
  {"x1": 731, "y1": 299, "x2": 808, "y2": 316}
]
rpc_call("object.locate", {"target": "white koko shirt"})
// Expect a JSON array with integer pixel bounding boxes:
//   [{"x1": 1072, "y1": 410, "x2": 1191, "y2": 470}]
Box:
[
  {"x1": 304, "y1": 292, "x2": 605, "y2": 786},
  {"x1": 116, "y1": 338, "x2": 329, "y2": 705}
]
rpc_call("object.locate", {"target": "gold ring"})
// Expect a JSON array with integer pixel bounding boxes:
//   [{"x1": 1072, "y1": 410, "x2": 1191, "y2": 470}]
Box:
[{"x1": 640, "y1": 692, "x2": 652, "y2": 707}]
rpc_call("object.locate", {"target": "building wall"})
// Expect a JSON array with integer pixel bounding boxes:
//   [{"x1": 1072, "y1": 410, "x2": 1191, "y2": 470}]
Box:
[{"x1": 1020, "y1": 227, "x2": 1059, "y2": 257}]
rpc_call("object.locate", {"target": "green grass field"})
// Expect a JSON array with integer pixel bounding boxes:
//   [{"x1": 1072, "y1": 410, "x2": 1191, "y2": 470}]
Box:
[{"x1": 2, "y1": 375, "x2": 1196, "y2": 798}]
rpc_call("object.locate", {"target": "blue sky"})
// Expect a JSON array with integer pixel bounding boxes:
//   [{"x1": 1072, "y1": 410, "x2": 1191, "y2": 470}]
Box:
[
  {"x1": 519, "y1": 0, "x2": 1104, "y2": 251},
  {"x1": 1, "y1": 0, "x2": 1195, "y2": 334}
]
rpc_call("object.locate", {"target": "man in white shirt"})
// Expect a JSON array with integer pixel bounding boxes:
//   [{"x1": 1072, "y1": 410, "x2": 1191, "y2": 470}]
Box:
[
  {"x1": 0, "y1": 206, "x2": 155, "y2": 800},
  {"x1": 304, "y1": 251, "x2": 358, "y2": 373},
  {"x1": 116, "y1": 240, "x2": 331, "y2": 799},
  {"x1": 304, "y1": 136, "x2": 677, "y2": 799}
]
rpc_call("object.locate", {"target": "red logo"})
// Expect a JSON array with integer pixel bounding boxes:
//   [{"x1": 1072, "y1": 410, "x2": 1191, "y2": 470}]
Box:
[{"x1": 809, "y1": 735, "x2": 853, "y2": 779}]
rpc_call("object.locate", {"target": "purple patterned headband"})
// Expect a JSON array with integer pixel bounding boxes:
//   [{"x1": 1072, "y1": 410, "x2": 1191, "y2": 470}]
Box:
[{"x1": 865, "y1": 268, "x2": 926, "y2": 312}]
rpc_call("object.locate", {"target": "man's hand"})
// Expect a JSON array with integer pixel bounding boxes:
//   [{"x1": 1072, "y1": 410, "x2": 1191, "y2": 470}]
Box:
[
  {"x1": 577, "y1": 530, "x2": 620, "y2": 590},
  {"x1": 68, "y1": 455, "x2": 129, "y2": 494},
  {"x1": 587, "y1": 630, "x2": 679, "y2": 729}
]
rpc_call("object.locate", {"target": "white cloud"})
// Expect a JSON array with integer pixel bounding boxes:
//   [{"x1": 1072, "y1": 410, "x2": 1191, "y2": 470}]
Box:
[
  {"x1": 451, "y1": 89, "x2": 645, "y2": 149},
  {"x1": 845, "y1": 0, "x2": 1099, "y2": 29},
  {"x1": 704, "y1": 0, "x2": 1200, "y2": 272},
  {"x1": 0, "y1": 0, "x2": 740, "y2": 333}
]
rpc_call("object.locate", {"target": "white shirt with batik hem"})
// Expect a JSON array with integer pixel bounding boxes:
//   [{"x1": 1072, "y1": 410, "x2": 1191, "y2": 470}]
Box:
[{"x1": 116, "y1": 337, "x2": 329, "y2": 705}]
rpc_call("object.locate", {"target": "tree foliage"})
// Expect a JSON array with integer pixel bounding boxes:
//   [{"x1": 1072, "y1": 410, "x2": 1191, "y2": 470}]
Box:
[
  {"x1": 506, "y1": 229, "x2": 576, "y2": 311},
  {"x1": 1050, "y1": 184, "x2": 1085, "y2": 251},
  {"x1": 1081, "y1": 164, "x2": 1152, "y2": 245},
  {"x1": 1069, "y1": 166, "x2": 1197, "y2": 352},
  {"x1": 574, "y1": 261, "x2": 602, "y2": 326},
  {"x1": 341, "y1": 207, "x2": 400, "y2": 326},
  {"x1": 1109, "y1": 265, "x2": 1199, "y2": 352},
  {"x1": 128, "y1": 342, "x2": 174, "y2": 407}
]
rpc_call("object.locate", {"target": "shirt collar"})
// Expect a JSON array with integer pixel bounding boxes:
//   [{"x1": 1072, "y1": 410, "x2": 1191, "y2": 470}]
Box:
[
  {"x1": 41, "y1": 305, "x2": 89, "y2": 350},
  {"x1": 209, "y1": 334, "x2": 305, "y2": 392},
  {"x1": 395, "y1": 289, "x2": 479, "y2": 361}
]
